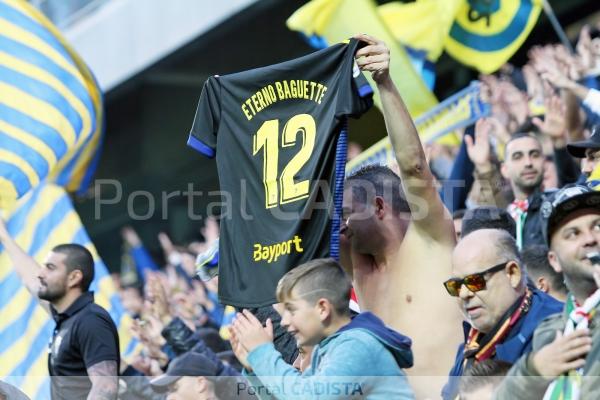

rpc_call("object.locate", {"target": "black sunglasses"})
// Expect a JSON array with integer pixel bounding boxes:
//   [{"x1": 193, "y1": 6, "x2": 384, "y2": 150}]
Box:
[{"x1": 443, "y1": 261, "x2": 510, "y2": 297}]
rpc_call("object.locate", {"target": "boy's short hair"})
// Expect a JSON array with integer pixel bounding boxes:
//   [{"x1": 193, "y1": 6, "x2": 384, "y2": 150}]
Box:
[
  {"x1": 459, "y1": 359, "x2": 512, "y2": 397},
  {"x1": 276, "y1": 258, "x2": 351, "y2": 316}
]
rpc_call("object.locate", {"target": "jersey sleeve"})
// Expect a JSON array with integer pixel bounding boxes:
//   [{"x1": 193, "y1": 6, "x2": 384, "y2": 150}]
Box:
[
  {"x1": 187, "y1": 76, "x2": 222, "y2": 158},
  {"x1": 336, "y1": 40, "x2": 374, "y2": 118},
  {"x1": 76, "y1": 312, "x2": 120, "y2": 369}
]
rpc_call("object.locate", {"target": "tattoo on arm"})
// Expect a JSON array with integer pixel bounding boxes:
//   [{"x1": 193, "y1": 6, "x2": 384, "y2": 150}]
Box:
[{"x1": 87, "y1": 360, "x2": 118, "y2": 400}]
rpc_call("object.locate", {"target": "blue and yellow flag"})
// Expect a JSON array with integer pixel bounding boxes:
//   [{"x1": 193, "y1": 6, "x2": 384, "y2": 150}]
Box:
[
  {"x1": 378, "y1": 0, "x2": 463, "y2": 63},
  {"x1": 445, "y1": 0, "x2": 542, "y2": 73},
  {"x1": 0, "y1": 184, "x2": 137, "y2": 399},
  {"x1": 0, "y1": 0, "x2": 103, "y2": 210},
  {"x1": 346, "y1": 81, "x2": 490, "y2": 174},
  {"x1": 588, "y1": 163, "x2": 600, "y2": 191}
]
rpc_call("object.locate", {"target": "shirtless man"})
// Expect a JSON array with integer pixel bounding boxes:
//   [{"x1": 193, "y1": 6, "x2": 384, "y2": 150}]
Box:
[{"x1": 341, "y1": 34, "x2": 462, "y2": 397}]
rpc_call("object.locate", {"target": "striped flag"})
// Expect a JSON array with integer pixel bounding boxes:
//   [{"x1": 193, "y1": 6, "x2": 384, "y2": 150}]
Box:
[
  {"x1": 0, "y1": 184, "x2": 138, "y2": 399},
  {"x1": 346, "y1": 81, "x2": 490, "y2": 174},
  {"x1": 445, "y1": 0, "x2": 543, "y2": 73},
  {"x1": 0, "y1": 0, "x2": 103, "y2": 210}
]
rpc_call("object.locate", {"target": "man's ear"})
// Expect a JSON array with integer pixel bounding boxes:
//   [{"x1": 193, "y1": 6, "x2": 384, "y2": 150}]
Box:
[
  {"x1": 374, "y1": 196, "x2": 386, "y2": 219},
  {"x1": 548, "y1": 251, "x2": 563, "y2": 273},
  {"x1": 536, "y1": 277, "x2": 550, "y2": 293},
  {"x1": 196, "y1": 376, "x2": 208, "y2": 393},
  {"x1": 508, "y1": 261, "x2": 523, "y2": 288},
  {"x1": 67, "y1": 269, "x2": 84, "y2": 290},
  {"x1": 500, "y1": 162, "x2": 509, "y2": 180}
]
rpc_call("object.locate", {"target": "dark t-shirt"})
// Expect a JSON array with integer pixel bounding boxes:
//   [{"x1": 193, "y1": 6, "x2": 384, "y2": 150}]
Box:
[
  {"x1": 188, "y1": 38, "x2": 373, "y2": 308},
  {"x1": 48, "y1": 292, "x2": 120, "y2": 400}
]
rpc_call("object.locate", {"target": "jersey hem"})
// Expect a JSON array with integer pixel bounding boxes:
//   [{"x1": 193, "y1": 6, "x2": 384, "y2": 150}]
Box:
[{"x1": 219, "y1": 295, "x2": 277, "y2": 309}]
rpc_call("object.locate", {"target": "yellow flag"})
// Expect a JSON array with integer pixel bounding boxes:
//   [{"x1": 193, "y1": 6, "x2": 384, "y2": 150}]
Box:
[
  {"x1": 378, "y1": 0, "x2": 463, "y2": 62},
  {"x1": 287, "y1": 0, "x2": 437, "y2": 117}
]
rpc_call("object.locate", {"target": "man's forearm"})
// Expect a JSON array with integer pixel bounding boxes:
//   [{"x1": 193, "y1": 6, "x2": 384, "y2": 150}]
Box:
[
  {"x1": 569, "y1": 82, "x2": 591, "y2": 100},
  {"x1": 87, "y1": 360, "x2": 119, "y2": 400},
  {"x1": 0, "y1": 225, "x2": 42, "y2": 295},
  {"x1": 377, "y1": 77, "x2": 428, "y2": 179},
  {"x1": 87, "y1": 378, "x2": 118, "y2": 400}
]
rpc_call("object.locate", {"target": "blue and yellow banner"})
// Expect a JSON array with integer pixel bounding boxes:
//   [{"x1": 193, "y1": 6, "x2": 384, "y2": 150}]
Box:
[
  {"x1": 0, "y1": 0, "x2": 103, "y2": 210},
  {"x1": 346, "y1": 81, "x2": 490, "y2": 174},
  {"x1": 0, "y1": 184, "x2": 137, "y2": 399},
  {"x1": 445, "y1": 0, "x2": 542, "y2": 73}
]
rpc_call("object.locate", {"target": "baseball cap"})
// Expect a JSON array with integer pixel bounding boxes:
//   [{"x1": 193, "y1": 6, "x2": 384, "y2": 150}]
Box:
[
  {"x1": 566, "y1": 125, "x2": 600, "y2": 158},
  {"x1": 150, "y1": 352, "x2": 220, "y2": 393},
  {"x1": 541, "y1": 184, "x2": 600, "y2": 245}
]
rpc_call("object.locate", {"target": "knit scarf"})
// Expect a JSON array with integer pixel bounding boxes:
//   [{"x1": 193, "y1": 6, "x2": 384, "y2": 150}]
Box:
[
  {"x1": 543, "y1": 289, "x2": 600, "y2": 400},
  {"x1": 462, "y1": 289, "x2": 532, "y2": 371}
]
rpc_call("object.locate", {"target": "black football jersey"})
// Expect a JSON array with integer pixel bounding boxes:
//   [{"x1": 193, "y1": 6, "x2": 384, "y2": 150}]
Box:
[{"x1": 188, "y1": 38, "x2": 373, "y2": 307}]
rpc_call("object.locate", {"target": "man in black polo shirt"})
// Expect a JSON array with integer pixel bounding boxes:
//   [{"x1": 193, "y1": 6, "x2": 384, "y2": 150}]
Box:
[{"x1": 0, "y1": 219, "x2": 119, "y2": 400}]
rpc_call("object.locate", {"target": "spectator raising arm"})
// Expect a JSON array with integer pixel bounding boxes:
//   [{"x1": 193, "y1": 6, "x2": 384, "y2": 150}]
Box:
[
  {"x1": 354, "y1": 33, "x2": 454, "y2": 244},
  {"x1": 351, "y1": 34, "x2": 462, "y2": 398},
  {"x1": 0, "y1": 217, "x2": 49, "y2": 313}
]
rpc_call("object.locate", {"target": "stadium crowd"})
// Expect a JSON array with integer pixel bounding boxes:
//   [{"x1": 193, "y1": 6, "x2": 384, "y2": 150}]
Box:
[{"x1": 2, "y1": 22, "x2": 600, "y2": 400}]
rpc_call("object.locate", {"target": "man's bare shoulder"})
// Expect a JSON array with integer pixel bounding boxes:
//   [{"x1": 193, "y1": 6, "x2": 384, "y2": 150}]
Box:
[{"x1": 400, "y1": 221, "x2": 455, "y2": 254}]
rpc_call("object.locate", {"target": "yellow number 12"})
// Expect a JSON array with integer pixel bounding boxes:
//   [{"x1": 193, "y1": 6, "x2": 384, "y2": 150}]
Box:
[{"x1": 253, "y1": 114, "x2": 316, "y2": 209}]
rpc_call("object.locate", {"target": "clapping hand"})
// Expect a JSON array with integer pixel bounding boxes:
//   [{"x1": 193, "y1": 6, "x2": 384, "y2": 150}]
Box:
[{"x1": 231, "y1": 310, "x2": 274, "y2": 353}]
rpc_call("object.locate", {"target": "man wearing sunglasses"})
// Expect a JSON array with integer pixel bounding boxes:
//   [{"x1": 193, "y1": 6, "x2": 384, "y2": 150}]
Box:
[
  {"x1": 494, "y1": 184, "x2": 600, "y2": 399},
  {"x1": 442, "y1": 228, "x2": 562, "y2": 400}
]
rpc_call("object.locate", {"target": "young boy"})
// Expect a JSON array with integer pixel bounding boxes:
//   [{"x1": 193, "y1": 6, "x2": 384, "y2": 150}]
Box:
[{"x1": 230, "y1": 258, "x2": 415, "y2": 399}]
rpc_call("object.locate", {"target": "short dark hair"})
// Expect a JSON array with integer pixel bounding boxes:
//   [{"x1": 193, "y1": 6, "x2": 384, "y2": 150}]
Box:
[
  {"x1": 459, "y1": 359, "x2": 513, "y2": 396},
  {"x1": 121, "y1": 283, "x2": 143, "y2": 297},
  {"x1": 197, "y1": 328, "x2": 230, "y2": 354},
  {"x1": 276, "y1": 258, "x2": 351, "y2": 316},
  {"x1": 521, "y1": 245, "x2": 567, "y2": 295},
  {"x1": 461, "y1": 207, "x2": 516, "y2": 239},
  {"x1": 52, "y1": 244, "x2": 95, "y2": 291},
  {"x1": 345, "y1": 165, "x2": 410, "y2": 214},
  {"x1": 493, "y1": 230, "x2": 522, "y2": 265},
  {"x1": 504, "y1": 132, "x2": 542, "y2": 157}
]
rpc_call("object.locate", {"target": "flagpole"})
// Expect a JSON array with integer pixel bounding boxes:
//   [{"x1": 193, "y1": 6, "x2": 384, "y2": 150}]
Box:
[{"x1": 541, "y1": 0, "x2": 575, "y2": 54}]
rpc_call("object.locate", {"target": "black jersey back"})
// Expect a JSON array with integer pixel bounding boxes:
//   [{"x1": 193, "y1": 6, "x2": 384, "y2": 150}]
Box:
[{"x1": 188, "y1": 39, "x2": 373, "y2": 307}]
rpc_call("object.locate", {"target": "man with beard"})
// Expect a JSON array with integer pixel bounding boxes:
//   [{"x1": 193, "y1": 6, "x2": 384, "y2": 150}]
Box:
[
  {"x1": 502, "y1": 133, "x2": 549, "y2": 248},
  {"x1": 494, "y1": 184, "x2": 600, "y2": 399},
  {"x1": 341, "y1": 34, "x2": 462, "y2": 398},
  {"x1": 0, "y1": 219, "x2": 119, "y2": 400}
]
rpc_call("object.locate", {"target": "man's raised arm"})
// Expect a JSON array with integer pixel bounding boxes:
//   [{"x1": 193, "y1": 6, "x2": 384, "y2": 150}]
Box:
[
  {"x1": 0, "y1": 217, "x2": 49, "y2": 311},
  {"x1": 354, "y1": 34, "x2": 454, "y2": 244}
]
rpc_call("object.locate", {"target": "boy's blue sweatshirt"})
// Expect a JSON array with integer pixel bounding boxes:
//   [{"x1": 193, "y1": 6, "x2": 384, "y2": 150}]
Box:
[{"x1": 244, "y1": 312, "x2": 415, "y2": 399}]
